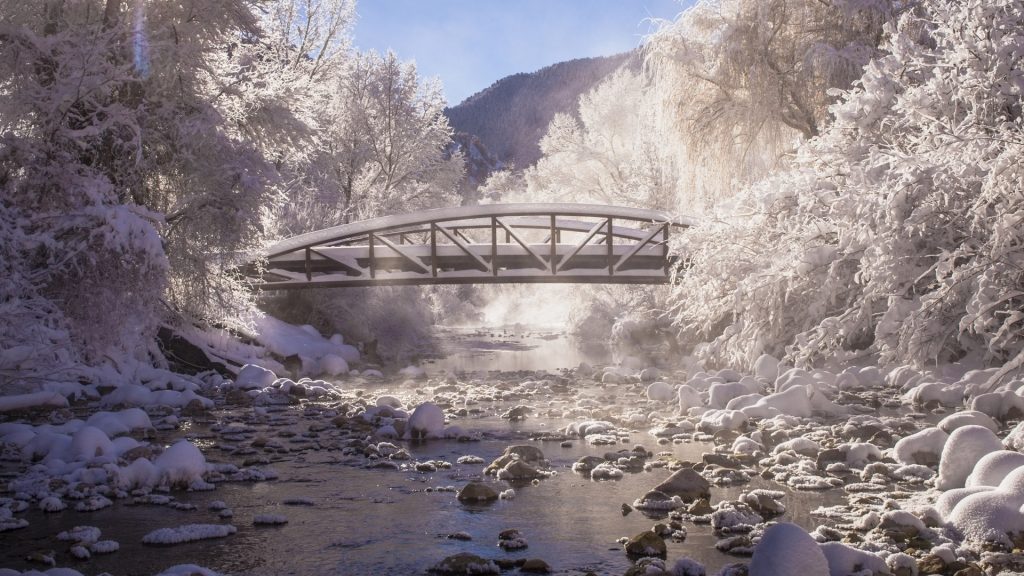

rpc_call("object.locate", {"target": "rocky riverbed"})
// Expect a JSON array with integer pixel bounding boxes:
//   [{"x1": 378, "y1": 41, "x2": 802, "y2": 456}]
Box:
[{"x1": 2, "y1": 349, "x2": 1024, "y2": 576}]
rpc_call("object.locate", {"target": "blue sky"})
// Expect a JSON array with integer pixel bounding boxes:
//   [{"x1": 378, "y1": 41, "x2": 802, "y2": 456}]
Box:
[{"x1": 353, "y1": 0, "x2": 689, "y2": 106}]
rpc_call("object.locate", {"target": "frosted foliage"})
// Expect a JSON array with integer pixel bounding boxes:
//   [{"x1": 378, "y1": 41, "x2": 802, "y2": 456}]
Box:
[
  {"x1": 0, "y1": 0, "x2": 304, "y2": 382},
  {"x1": 644, "y1": 0, "x2": 898, "y2": 206},
  {"x1": 666, "y1": 0, "x2": 1024, "y2": 376},
  {"x1": 519, "y1": 70, "x2": 680, "y2": 212},
  {"x1": 279, "y1": 49, "x2": 463, "y2": 235}
]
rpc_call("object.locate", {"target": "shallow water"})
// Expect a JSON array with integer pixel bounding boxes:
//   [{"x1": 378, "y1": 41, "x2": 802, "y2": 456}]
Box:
[
  {"x1": 1, "y1": 329, "x2": 854, "y2": 576},
  {"x1": 427, "y1": 326, "x2": 610, "y2": 374}
]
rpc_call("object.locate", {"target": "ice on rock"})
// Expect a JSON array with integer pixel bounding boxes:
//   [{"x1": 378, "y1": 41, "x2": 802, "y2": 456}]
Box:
[
  {"x1": 406, "y1": 403, "x2": 445, "y2": 440},
  {"x1": 142, "y1": 523, "x2": 237, "y2": 545},
  {"x1": 893, "y1": 427, "x2": 948, "y2": 466},
  {"x1": 749, "y1": 522, "x2": 829, "y2": 576},
  {"x1": 590, "y1": 462, "x2": 624, "y2": 480},
  {"x1": 154, "y1": 440, "x2": 208, "y2": 488},
  {"x1": 819, "y1": 542, "x2": 888, "y2": 576},
  {"x1": 965, "y1": 450, "x2": 1024, "y2": 488},
  {"x1": 938, "y1": 410, "x2": 999, "y2": 434},
  {"x1": 646, "y1": 382, "x2": 675, "y2": 402},
  {"x1": 936, "y1": 425, "x2": 1003, "y2": 490},
  {"x1": 57, "y1": 525, "x2": 101, "y2": 544}
]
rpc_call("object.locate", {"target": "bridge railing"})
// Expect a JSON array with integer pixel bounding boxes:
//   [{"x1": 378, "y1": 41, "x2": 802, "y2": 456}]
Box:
[{"x1": 247, "y1": 203, "x2": 693, "y2": 289}]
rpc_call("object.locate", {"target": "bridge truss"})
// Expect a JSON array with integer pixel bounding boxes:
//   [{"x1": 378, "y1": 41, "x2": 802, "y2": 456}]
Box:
[{"x1": 245, "y1": 203, "x2": 693, "y2": 289}]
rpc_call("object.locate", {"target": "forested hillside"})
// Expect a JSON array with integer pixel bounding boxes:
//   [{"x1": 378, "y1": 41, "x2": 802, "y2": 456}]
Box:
[{"x1": 445, "y1": 52, "x2": 637, "y2": 170}]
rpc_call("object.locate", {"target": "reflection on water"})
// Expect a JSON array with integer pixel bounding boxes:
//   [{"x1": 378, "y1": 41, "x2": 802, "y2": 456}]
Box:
[
  {"x1": 428, "y1": 325, "x2": 610, "y2": 373},
  {"x1": 0, "y1": 422, "x2": 845, "y2": 576}
]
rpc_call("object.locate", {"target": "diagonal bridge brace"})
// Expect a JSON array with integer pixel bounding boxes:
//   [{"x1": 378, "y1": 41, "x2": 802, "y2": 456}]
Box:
[{"x1": 493, "y1": 217, "x2": 552, "y2": 273}]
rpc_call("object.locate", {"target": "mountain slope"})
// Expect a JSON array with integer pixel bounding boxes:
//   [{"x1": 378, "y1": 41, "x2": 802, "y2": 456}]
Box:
[{"x1": 446, "y1": 51, "x2": 638, "y2": 172}]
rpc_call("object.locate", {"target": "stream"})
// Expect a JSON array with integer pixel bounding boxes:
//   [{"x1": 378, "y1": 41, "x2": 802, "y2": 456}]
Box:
[{"x1": 1, "y1": 326, "x2": 856, "y2": 576}]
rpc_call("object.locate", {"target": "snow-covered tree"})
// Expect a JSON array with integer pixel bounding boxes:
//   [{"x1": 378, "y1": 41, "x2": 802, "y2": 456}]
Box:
[
  {"x1": 280, "y1": 50, "x2": 463, "y2": 234},
  {"x1": 668, "y1": 0, "x2": 1024, "y2": 385},
  {"x1": 0, "y1": 0, "x2": 309, "y2": 385},
  {"x1": 520, "y1": 69, "x2": 678, "y2": 211},
  {"x1": 645, "y1": 0, "x2": 900, "y2": 205}
]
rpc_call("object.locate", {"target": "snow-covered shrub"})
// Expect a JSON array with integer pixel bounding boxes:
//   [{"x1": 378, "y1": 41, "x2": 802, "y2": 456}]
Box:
[{"x1": 665, "y1": 0, "x2": 1024, "y2": 382}]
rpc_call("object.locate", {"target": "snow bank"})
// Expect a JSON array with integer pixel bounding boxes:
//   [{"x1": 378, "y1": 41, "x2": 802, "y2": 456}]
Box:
[
  {"x1": 0, "y1": 391, "x2": 68, "y2": 412},
  {"x1": 251, "y1": 315, "x2": 359, "y2": 370}
]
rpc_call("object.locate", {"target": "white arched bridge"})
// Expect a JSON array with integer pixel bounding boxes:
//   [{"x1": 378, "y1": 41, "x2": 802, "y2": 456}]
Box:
[{"x1": 245, "y1": 203, "x2": 694, "y2": 289}]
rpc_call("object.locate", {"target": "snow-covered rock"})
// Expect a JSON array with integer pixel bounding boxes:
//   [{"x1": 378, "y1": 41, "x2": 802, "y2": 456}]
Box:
[
  {"x1": 937, "y1": 425, "x2": 1004, "y2": 490},
  {"x1": 234, "y1": 364, "x2": 277, "y2": 390},
  {"x1": 819, "y1": 542, "x2": 888, "y2": 576},
  {"x1": 142, "y1": 524, "x2": 236, "y2": 545},
  {"x1": 893, "y1": 427, "x2": 948, "y2": 466},
  {"x1": 646, "y1": 382, "x2": 675, "y2": 402},
  {"x1": 749, "y1": 523, "x2": 828, "y2": 576},
  {"x1": 937, "y1": 410, "x2": 999, "y2": 434},
  {"x1": 154, "y1": 440, "x2": 207, "y2": 488},
  {"x1": 964, "y1": 450, "x2": 1024, "y2": 488},
  {"x1": 406, "y1": 403, "x2": 445, "y2": 440}
]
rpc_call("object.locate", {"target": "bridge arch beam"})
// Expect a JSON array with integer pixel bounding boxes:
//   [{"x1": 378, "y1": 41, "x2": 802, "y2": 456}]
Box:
[{"x1": 244, "y1": 203, "x2": 694, "y2": 289}]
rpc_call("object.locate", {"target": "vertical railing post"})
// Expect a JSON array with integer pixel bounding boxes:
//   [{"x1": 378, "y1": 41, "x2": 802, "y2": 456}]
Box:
[
  {"x1": 549, "y1": 214, "x2": 557, "y2": 275},
  {"x1": 607, "y1": 217, "x2": 614, "y2": 276},
  {"x1": 368, "y1": 233, "x2": 376, "y2": 279},
  {"x1": 491, "y1": 217, "x2": 498, "y2": 276},
  {"x1": 305, "y1": 247, "x2": 312, "y2": 281},
  {"x1": 430, "y1": 223, "x2": 438, "y2": 278},
  {"x1": 663, "y1": 223, "x2": 670, "y2": 276}
]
